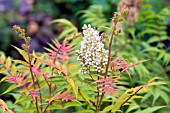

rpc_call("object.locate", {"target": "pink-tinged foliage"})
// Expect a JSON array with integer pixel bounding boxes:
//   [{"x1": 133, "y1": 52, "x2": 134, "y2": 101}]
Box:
[
  {"x1": 49, "y1": 91, "x2": 75, "y2": 103},
  {"x1": 29, "y1": 89, "x2": 39, "y2": 101},
  {"x1": 58, "y1": 91, "x2": 75, "y2": 101},
  {"x1": 111, "y1": 58, "x2": 130, "y2": 76},
  {"x1": 23, "y1": 64, "x2": 49, "y2": 79},
  {"x1": 95, "y1": 75, "x2": 119, "y2": 95},
  {"x1": 31, "y1": 65, "x2": 48, "y2": 79},
  {"x1": 45, "y1": 40, "x2": 72, "y2": 62},
  {"x1": 6, "y1": 73, "x2": 28, "y2": 87},
  {"x1": 111, "y1": 58, "x2": 145, "y2": 77},
  {"x1": 39, "y1": 58, "x2": 64, "y2": 76},
  {"x1": 39, "y1": 59, "x2": 55, "y2": 68},
  {"x1": 6, "y1": 72, "x2": 40, "y2": 101}
]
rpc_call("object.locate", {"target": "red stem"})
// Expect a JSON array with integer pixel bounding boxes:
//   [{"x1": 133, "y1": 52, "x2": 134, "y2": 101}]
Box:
[
  {"x1": 121, "y1": 86, "x2": 143, "y2": 106},
  {"x1": 34, "y1": 74, "x2": 43, "y2": 112},
  {"x1": 27, "y1": 48, "x2": 40, "y2": 113},
  {"x1": 97, "y1": 31, "x2": 115, "y2": 110}
]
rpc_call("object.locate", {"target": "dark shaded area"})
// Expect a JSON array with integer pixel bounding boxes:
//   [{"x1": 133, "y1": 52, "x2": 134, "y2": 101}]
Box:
[{"x1": 0, "y1": 0, "x2": 118, "y2": 58}]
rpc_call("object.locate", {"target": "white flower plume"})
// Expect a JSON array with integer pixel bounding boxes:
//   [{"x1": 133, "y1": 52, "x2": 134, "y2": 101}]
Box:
[{"x1": 76, "y1": 24, "x2": 108, "y2": 74}]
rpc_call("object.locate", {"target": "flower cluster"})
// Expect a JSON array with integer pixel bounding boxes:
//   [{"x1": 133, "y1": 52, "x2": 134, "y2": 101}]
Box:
[
  {"x1": 13, "y1": 25, "x2": 31, "y2": 44},
  {"x1": 110, "y1": 8, "x2": 129, "y2": 35},
  {"x1": 118, "y1": 0, "x2": 142, "y2": 25},
  {"x1": 76, "y1": 24, "x2": 108, "y2": 74}
]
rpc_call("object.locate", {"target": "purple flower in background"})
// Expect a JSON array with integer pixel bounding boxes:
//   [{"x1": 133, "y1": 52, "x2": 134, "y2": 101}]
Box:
[
  {"x1": 0, "y1": 0, "x2": 13, "y2": 12},
  {"x1": 19, "y1": 0, "x2": 34, "y2": 14}
]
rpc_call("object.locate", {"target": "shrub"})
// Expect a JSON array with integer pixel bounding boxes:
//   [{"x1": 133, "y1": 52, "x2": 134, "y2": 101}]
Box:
[{"x1": 0, "y1": 3, "x2": 167, "y2": 113}]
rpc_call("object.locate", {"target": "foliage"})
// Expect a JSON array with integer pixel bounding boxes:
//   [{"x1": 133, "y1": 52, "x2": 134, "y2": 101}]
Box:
[
  {"x1": 77, "y1": 0, "x2": 170, "y2": 113},
  {"x1": 0, "y1": 99, "x2": 13, "y2": 113},
  {"x1": 0, "y1": 0, "x2": 170, "y2": 113},
  {"x1": 0, "y1": 0, "x2": 119, "y2": 56},
  {"x1": 0, "y1": 6, "x2": 167, "y2": 113}
]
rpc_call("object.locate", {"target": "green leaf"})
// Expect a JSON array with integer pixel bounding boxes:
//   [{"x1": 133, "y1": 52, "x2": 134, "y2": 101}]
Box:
[
  {"x1": 79, "y1": 89, "x2": 90, "y2": 103},
  {"x1": 148, "y1": 36, "x2": 169, "y2": 43},
  {"x1": 0, "y1": 54, "x2": 6, "y2": 64},
  {"x1": 1, "y1": 84, "x2": 17, "y2": 95},
  {"x1": 126, "y1": 103, "x2": 139, "y2": 113},
  {"x1": 12, "y1": 45, "x2": 29, "y2": 62},
  {"x1": 64, "y1": 101, "x2": 82, "y2": 109},
  {"x1": 15, "y1": 96, "x2": 32, "y2": 104},
  {"x1": 47, "y1": 105, "x2": 62, "y2": 110},
  {"x1": 145, "y1": 23, "x2": 159, "y2": 29},
  {"x1": 68, "y1": 63, "x2": 80, "y2": 70},
  {"x1": 157, "y1": 89, "x2": 170, "y2": 105},
  {"x1": 50, "y1": 18, "x2": 74, "y2": 27},
  {"x1": 163, "y1": 53, "x2": 170, "y2": 65},
  {"x1": 66, "y1": 77, "x2": 78, "y2": 98},
  {"x1": 76, "y1": 110, "x2": 94, "y2": 113},
  {"x1": 6, "y1": 57, "x2": 11, "y2": 69},
  {"x1": 0, "y1": 68, "x2": 7, "y2": 73},
  {"x1": 152, "y1": 92, "x2": 159, "y2": 106},
  {"x1": 142, "y1": 47, "x2": 160, "y2": 53},
  {"x1": 112, "y1": 94, "x2": 130, "y2": 112},
  {"x1": 101, "y1": 105, "x2": 115, "y2": 113},
  {"x1": 13, "y1": 60, "x2": 29, "y2": 66},
  {"x1": 22, "y1": 106, "x2": 37, "y2": 112},
  {"x1": 57, "y1": 28, "x2": 76, "y2": 40},
  {"x1": 0, "y1": 99, "x2": 14, "y2": 113},
  {"x1": 0, "y1": 76, "x2": 8, "y2": 82},
  {"x1": 141, "y1": 93, "x2": 152, "y2": 103},
  {"x1": 140, "y1": 106, "x2": 166, "y2": 113},
  {"x1": 148, "y1": 82, "x2": 166, "y2": 86},
  {"x1": 14, "y1": 94, "x2": 27, "y2": 104},
  {"x1": 11, "y1": 65, "x2": 17, "y2": 75},
  {"x1": 50, "y1": 19, "x2": 77, "y2": 40}
]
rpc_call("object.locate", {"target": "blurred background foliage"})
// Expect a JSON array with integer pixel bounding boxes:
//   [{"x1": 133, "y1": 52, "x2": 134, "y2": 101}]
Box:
[
  {"x1": 0, "y1": 0, "x2": 170, "y2": 112},
  {"x1": 0, "y1": 0, "x2": 118, "y2": 57}
]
